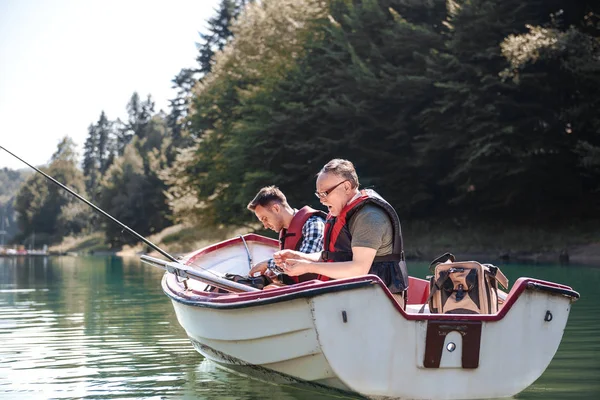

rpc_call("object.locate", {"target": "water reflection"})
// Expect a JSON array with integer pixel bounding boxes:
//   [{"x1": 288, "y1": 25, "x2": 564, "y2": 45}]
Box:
[
  {"x1": 0, "y1": 256, "x2": 190, "y2": 399},
  {"x1": 0, "y1": 256, "x2": 599, "y2": 399},
  {"x1": 187, "y1": 359, "x2": 361, "y2": 400}
]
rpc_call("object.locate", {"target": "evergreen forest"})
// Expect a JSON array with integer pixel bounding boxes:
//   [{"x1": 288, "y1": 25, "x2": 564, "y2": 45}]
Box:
[{"x1": 2, "y1": 0, "x2": 599, "y2": 256}]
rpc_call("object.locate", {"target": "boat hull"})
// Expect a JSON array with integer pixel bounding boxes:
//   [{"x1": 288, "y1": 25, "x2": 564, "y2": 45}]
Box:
[
  {"x1": 170, "y1": 294, "x2": 351, "y2": 391},
  {"x1": 160, "y1": 234, "x2": 579, "y2": 400},
  {"x1": 310, "y1": 280, "x2": 573, "y2": 399}
]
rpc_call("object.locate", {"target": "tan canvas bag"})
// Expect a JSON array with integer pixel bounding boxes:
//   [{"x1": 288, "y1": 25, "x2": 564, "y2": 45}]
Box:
[{"x1": 420, "y1": 254, "x2": 508, "y2": 314}]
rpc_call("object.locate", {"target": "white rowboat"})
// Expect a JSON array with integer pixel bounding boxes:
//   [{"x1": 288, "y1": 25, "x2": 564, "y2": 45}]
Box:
[{"x1": 143, "y1": 234, "x2": 579, "y2": 400}]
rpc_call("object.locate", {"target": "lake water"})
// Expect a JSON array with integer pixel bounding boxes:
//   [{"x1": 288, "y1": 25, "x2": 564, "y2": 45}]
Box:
[{"x1": 1, "y1": 255, "x2": 598, "y2": 399}]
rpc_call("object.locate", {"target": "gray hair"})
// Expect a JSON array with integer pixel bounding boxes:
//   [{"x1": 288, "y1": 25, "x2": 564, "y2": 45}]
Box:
[{"x1": 318, "y1": 159, "x2": 359, "y2": 189}]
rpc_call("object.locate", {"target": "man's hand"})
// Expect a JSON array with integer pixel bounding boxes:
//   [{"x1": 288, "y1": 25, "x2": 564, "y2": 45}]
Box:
[
  {"x1": 249, "y1": 260, "x2": 280, "y2": 282},
  {"x1": 273, "y1": 249, "x2": 320, "y2": 266},
  {"x1": 280, "y1": 258, "x2": 311, "y2": 276},
  {"x1": 249, "y1": 260, "x2": 269, "y2": 277},
  {"x1": 273, "y1": 249, "x2": 301, "y2": 267}
]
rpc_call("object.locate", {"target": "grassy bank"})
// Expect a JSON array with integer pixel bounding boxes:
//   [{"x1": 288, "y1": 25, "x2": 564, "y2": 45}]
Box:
[
  {"x1": 50, "y1": 219, "x2": 600, "y2": 265},
  {"x1": 49, "y1": 223, "x2": 251, "y2": 258},
  {"x1": 48, "y1": 232, "x2": 109, "y2": 254}
]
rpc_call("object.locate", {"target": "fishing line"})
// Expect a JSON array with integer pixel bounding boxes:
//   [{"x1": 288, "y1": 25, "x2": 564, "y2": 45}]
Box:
[
  {"x1": 0, "y1": 145, "x2": 228, "y2": 282},
  {"x1": 0, "y1": 145, "x2": 179, "y2": 262}
]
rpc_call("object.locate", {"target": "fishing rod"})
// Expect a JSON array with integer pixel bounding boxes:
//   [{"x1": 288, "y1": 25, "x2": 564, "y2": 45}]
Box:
[
  {"x1": 0, "y1": 145, "x2": 178, "y2": 262},
  {"x1": 0, "y1": 145, "x2": 258, "y2": 293}
]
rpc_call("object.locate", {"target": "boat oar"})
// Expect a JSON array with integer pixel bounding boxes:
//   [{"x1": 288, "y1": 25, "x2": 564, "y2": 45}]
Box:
[{"x1": 0, "y1": 145, "x2": 258, "y2": 293}]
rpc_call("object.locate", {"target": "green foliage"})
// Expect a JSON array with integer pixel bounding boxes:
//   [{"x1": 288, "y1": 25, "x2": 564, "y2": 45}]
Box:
[
  {"x1": 416, "y1": 0, "x2": 600, "y2": 219},
  {"x1": 0, "y1": 168, "x2": 30, "y2": 244},
  {"x1": 99, "y1": 144, "x2": 146, "y2": 246},
  {"x1": 13, "y1": 137, "x2": 89, "y2": 244},
  {"x1": 165, "y1": 0, "x2": 600, "y2": 229},
  {"x1": 34, "y1": 0, "x2": 598, "y2": 249},
  {"x1": 82, "y1": 112, "x2": 116, "y2": 201},
  {"x1": 76, "y1": 92, "x2": 174, "y2": 247},
  {"x1": 166, "y1": 0, "x2": 250, "y2": 163},
  {"x1": 165, "y1": 0, "x2": 328, "y2": 226},
  {"x1": 500, "y1": 17, "x2": 600, "y2": 212},
  {"x1": 0, "y1": 168, "x2": 30, "y2": 205},
  {"x1": 166, "y1": 0, "x2": 450, "y2": 224},
  {"x1": 99, "y1": 130, "x2": 172, "y2": 247}
]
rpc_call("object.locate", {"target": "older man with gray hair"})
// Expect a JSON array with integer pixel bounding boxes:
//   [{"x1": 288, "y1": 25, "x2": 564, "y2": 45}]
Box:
[{"x1": 274, "y1": 159, "x2": 408, "y2": 302}]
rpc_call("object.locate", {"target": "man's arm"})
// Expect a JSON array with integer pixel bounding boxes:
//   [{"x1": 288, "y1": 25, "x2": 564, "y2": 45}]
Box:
[
  {"x1": 282, "y1": 206, "x2": 388, "y2": 279},
  {"x1": 248, "y1": 214, "x2": 323, "y2": 277},
  {"x1": 281, "y1": 246, "x2": 375, "y2": 279},
  {"x1": 273, "y1": 249, "x2": 321, "y2": 265},
  {"x1": 272, "y1": 216, "x2": 325, "y2": 267}
]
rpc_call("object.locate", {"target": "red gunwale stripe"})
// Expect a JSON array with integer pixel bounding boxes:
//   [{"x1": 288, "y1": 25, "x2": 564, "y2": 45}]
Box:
[
  {"x1": 171, "y1": 234, "x2": 577, "y2": 321},
  {"x1": 164, "y1": 272, "x2": 576, "y2": 322}
]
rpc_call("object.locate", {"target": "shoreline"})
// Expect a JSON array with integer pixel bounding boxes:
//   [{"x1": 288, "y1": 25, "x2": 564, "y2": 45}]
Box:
[
  {"x1": 41, "y1": 224, "x2": 600, "y2": 267},
  {"x1": 30, "y1": 245, "x2": 599, "y2": 267},
  {"x1": 406, "y1": 243, "x2": 600, "y2": 265}
]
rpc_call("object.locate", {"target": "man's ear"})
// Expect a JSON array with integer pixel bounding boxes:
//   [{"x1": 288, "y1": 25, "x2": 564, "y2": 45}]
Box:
[
  {"x1": 343, "y1": 181, "x2": 351, "y2": 192},
  {"x1": 271, "y1": 203, "x2": 280, "y2": 213}
]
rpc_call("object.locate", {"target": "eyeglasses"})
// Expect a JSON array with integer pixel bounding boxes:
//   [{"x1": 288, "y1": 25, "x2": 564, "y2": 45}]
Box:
[{"x1": 315, "y1": 180, "x2": 348, "y2": 199}]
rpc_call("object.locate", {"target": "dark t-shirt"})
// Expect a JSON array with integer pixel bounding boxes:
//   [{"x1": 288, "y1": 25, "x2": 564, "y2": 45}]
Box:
[{"x1": 348, "y1": 204, "x2": 393, "y2": 256}]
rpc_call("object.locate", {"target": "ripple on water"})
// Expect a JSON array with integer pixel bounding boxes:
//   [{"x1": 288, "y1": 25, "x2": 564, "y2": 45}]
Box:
[{"x1": 1, "y1": 257, "x2": 599, "y2": 400}]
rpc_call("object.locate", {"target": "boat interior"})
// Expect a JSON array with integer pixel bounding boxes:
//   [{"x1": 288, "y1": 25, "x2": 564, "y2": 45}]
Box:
[{"x1": 165, "y1": 234, "x2": 577, "y2": 318}]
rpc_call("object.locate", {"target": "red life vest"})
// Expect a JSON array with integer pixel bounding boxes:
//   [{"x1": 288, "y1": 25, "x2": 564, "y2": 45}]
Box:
[
  {"x1": 278, "y1": 206, "x2": 329, "y2": 283},
  {"x1": 323, "y1": 194, "x2": 368, "y2": 259},
  {"x1": 322, "y1": 189, "x2": 408, "y2": 293}
]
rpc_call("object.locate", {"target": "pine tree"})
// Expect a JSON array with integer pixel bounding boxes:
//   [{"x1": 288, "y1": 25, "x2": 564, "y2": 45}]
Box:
[
  {"x1": 96, "y1": 111, "x2": 115, "y2": 174},
  {"x1": 417, "y1": 0, "x2": 594, "y2": 219},
  {"x1": 229, "y1": 0, "x2": 448, "y2": 216},
  {"x1": 82, "y1": 123, "x2": 100, "y2": 200},
  {"x1": 125, "y1": 92, "x2": 152, "y2": 139},
  {"x1": 165, "y1": 0, "x2": 251, "y2": 160},
  {"x1": 196, "y1": 0, "x2": 249, "y2": 74},
  {"x1": 114, "y1": 118, "x2": 133, "y2": 156},
  {"x1": 100, "y1": 138, "x2": 170, "y2": 246},
  {"x1": 165, "y1": 0, "x2": 328, "y2": 226},
  {"x1": 15, "y1": 137, "x2": 89, "y2": 243}
]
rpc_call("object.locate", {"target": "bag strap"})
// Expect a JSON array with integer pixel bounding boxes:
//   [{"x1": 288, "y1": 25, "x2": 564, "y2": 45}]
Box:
[
  {"x1": 483, "y1": 264, "x2": 509, "y2": 289},
  {"x1": 418, "y1": 271, "x2": 449, "y2": 313}
]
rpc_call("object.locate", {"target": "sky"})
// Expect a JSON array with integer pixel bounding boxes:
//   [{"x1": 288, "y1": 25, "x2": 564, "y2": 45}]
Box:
[{"x1": 0, "y1": 0, "x2": 220, "y2": 170}]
